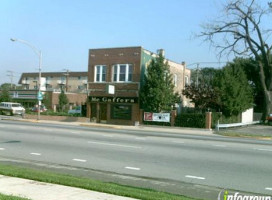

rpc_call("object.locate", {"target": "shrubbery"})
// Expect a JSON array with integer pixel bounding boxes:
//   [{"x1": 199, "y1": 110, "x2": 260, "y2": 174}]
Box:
[{"x1": 175, "y1": 113, "x2": 206, "y2": 128}]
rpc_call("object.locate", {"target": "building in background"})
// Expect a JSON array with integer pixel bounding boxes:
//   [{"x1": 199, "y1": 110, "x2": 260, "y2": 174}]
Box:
[
  {"x1": 0, "y1": 72, "x2": 88, "y2": 110},
  {"x1": 87, "y1": 46, "x2": 191, "y2": 125},
  {"x1": 18, "y1": 72, "x2": 88, "y2": 93}
]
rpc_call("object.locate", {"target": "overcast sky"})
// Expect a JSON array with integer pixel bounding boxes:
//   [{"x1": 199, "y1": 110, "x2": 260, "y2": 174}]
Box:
[{"x1": 0, "y1": 0, "x2": 232, "y2": 85}]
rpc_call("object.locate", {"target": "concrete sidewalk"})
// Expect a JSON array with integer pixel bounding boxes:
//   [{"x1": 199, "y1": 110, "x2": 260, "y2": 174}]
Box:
[
  {"x1": 0, "y1": 175, "x2": 137, "y2": 200},
  {"x1": 12, "y1": 117, "x2": 213, "y2": 136}
]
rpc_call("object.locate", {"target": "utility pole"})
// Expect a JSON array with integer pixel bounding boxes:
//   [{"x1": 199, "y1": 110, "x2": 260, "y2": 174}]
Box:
[
  {"x1": 196, "y1": 63, "x2": 199, "y2": 87},
  {"x1": 7, "y1": 70, "x2": 15, "y2": 89},
  {"x1": 63, "y1": 69, "x2": 70, "y2": 92}
]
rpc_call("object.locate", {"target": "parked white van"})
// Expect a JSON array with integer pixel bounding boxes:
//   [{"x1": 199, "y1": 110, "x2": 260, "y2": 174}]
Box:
[{"x1": 0, "y1": 102, "x2": 25, "y2": 116}]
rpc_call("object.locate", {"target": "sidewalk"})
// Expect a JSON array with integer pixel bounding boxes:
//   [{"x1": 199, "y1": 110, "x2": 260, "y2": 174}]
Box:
[
  {"x1": 14, "y1": 117, "x2": 214, "y2": 136},
  {"x1": 0, "y1": 175, "x2": 137, "y2": 200}
]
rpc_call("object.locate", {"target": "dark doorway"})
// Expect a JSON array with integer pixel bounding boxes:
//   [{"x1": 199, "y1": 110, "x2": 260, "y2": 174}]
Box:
[{"x1": 100, "y1": 104, "x2": 107, "y2": 121}]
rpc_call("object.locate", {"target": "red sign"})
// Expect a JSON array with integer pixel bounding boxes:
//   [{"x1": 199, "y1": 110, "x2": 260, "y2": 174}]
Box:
[{"x1": 144, "y1": 112, "x2": 153, "y2": 121}]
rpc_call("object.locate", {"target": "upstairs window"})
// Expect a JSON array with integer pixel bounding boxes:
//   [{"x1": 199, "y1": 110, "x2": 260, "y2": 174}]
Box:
[
  {"x1": 113, "y1": 64, "x2": 133, "y2": 82},
  {"x1": 95, "y1": 65, "x2": 106, "y2": 82},
  {"x1": 173, "y1": 74, "x2": 178, "y2": 86}
]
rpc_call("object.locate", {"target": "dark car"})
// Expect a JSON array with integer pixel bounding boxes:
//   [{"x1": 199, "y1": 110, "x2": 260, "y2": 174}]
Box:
[
  {"x1": 31, "y1": 105, "x2": 47, "y2": 112},
  {"x1": 267, "y1": 114, "x2": 272, "y2": 125}
]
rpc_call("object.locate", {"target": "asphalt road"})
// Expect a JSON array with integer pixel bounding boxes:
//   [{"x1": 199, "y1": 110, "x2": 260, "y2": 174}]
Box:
[{"x1": 0, "y1": 119, "x2": 272, "y2": 199}]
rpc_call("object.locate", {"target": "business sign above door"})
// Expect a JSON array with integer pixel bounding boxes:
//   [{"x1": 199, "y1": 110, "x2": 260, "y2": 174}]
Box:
[{"x1": 89, "y1": 96, "x2": 138, "y2": 103}]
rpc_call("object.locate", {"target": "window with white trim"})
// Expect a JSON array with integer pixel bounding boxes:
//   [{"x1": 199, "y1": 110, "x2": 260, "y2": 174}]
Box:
[
  {"x1": 95, "y1": 65, "x2": 106, "y2": 82},
  {"x1": 185, "y1": 76, "x2": 189, "y2": 85},
  {"x1": 113, "y1": 64, "x2": 133, "y2": 82},
  {"x1": 173, "y1": 74, "x2": 178, "y2": 86}
]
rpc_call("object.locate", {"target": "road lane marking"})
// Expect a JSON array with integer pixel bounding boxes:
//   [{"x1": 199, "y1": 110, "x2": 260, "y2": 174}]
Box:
[
  {"x1": 102, "y1": 135, "x2": 113, "y2": 137},
  {"x1": 265, "y1": 187, "x2": 272, "y2": 191},
  {"x1": 185, "y1": 175, "x2": 205, "y2": 180},
  {"x1": 135, "y1": 137, "x2": 146, "y2": 140},
  {"x1": 125, "y1": 166, "x2": 141, "y2": 171},
  {"x1": 172, "y1": 141, "x2": 185, "y2": 144},
  {"x1": 72, "y1": 159, "x2": 87, "y2": 162},
  {"x1": 254, "y1": 148, "x2": 272, "y2": 152},
  {"x1": 71, "y1": 131, "x2": 80, "y2": 134},
  {"x1": 87, "y1": 141, "x2": 142, "y2": 149},
  {"x1": 213, "y1": 144, "x2": 226, "y2": 147},
  {"x1": 0, "y1": 148, "x2": 5, "y2": 151},
  {"x1": 30, "y1": 153, "x2": 41, "y2": 156}
]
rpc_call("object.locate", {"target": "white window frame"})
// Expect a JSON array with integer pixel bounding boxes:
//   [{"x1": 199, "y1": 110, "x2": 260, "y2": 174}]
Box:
[
  {"x1": 173, "y1": 74, "x2": 178, "y2": 86},
  {"x1": 112, "y1": 64, "x2": 133, "y2": 82},
  {"x1": 185, "y1": 76, "x2": 189, "y2": 85},
  {"x1": 94, "y1": 65, "x2": 106, "y2": 82}
]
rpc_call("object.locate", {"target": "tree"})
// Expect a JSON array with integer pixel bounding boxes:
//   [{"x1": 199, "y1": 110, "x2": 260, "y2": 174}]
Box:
[
  {"x1": 231, "y1": 57, "x2": 264, "y2": 112},
  {"x1": 0, "y1": 83, "x2": 16, "y2": 90},
  {"x1": 182, "y1": 84, "x2": 220, "y2": 110},
  {"x1": 214, "y1": 63, "x2": 254, "y2": 116},
  {"x1": 0, "y1": 86, "x2": 11, "y2": 102},
  {"x1": 140, "y1": 53, "x2": 180, "y2": 112},
  {"x1": 200, "y1": 0, "x2": 272, "y2": 119},
  {"x1": 58, "y1": 90, "x2": 69, "y2": 112}
]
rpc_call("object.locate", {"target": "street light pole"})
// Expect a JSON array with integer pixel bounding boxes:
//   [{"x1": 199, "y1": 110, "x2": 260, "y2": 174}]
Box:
[{"x1": 10, "y1": 38, "x2": 42, "y2": 120}]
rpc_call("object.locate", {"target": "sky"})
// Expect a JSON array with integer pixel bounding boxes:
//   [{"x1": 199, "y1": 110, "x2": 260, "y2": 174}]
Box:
[{"x1": 0, "y1": 0, "x2": 230, "y2": 85}]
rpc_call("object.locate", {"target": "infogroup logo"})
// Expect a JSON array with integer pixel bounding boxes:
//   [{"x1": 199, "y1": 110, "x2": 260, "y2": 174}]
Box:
[{"x1": 218, "y1": 190, "x2": 271, "y2": 200}]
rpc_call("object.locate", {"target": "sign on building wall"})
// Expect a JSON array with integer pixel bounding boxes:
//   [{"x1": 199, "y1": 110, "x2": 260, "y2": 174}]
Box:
[
  {"x1": 144, "y1": 112, "x2": 170, "y2": 122},
  {"x1": 89, "y1": 96, "x2": 138, "y2": 103}
]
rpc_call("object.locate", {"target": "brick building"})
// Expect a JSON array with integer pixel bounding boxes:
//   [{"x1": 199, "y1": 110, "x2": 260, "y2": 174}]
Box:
[
  {"x1": 18, "y1": 72, "x2": 88, "y2": 93},
  {"x1": 87, "y1": 46, "x2": 191, "y2": 125}
]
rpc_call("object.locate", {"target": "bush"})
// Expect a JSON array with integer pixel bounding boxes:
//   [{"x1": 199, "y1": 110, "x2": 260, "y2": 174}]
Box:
[
  {"x1": 212, "y1": 112, "x2": 241, "y2": 128},
  {"x1": 143, "y1": 121, "x2": 171, "y2": 126},
  {"x1": 175, "y1": 113, "x2": 206, "y2": 128}
]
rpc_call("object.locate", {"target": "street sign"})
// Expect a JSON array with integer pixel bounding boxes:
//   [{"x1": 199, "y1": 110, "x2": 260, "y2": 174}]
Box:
[{"x1": 37, "y1": 91, "x2": 43, "y2": 100}]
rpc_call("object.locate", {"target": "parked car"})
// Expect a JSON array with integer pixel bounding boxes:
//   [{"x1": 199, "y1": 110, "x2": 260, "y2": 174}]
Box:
[
  {"x1": 0, "y1": 102, "x2": 25, "y2": 116},
  {"x1": 267, "y1": 114, "x2": 272, "y2": 125},
  {"x1": 31, "y1": 105, "x2": 47, "y2": 112},
  {"x1": 68, "y1": 106, "x2": 81, "y2": 115}
]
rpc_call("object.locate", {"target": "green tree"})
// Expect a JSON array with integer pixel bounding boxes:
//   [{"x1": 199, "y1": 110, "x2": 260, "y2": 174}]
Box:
[
  {"x1": 200, "y1": 0, "x2": 272, "y2": 119},
  {"x1": 0, "y1": 87, "x2": 11, "y2": 102},
  {"x1": 0, "y1": 83, "x2": 16, "y2": 90},
  {"x1": 214, "y1": 63, "x2": 253, "y2": 116},
  {"x1": 140, "y1": 53, "x2": 180, "y2": 112},
  {"x1": 231, "y1": 57, "x2": 264, "y2": 112},
  {"x1": 58, "y1": 90, "x2": 69, "y2": 111},
  {"x1": 42, "y1": 92, "x2": 51, "y2": 110}
]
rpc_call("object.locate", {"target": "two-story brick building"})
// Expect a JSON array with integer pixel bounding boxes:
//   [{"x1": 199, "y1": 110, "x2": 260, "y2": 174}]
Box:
[{"x1": 87, "y1": 46, "x2": 190, "y2": 125}]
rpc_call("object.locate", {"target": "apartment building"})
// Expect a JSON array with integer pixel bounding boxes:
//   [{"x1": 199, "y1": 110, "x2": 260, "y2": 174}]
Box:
[
  {"x1": 18, "y1": 72, "x2": 88, "y2": 93},
  {"x1": 87, "y1": 46, "x2": 191, "y2": 125}
]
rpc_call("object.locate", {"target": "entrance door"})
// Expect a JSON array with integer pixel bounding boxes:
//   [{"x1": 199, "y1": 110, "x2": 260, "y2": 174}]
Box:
[{"x1": 100, "y1": 104, "x2": 107, "y2": 121}]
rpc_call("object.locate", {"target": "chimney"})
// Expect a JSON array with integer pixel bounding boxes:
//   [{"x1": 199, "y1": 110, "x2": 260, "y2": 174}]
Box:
[
  {"x1": 157, "y1": 49, "x2": 165, "y2": 57},
  {"x1": 181, "y1": 61, "x2": 186, "y2": 66}
]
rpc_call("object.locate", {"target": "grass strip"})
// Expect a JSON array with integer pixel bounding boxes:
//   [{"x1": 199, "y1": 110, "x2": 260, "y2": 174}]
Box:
[
  {"x1": 0, "y1": 193, "x2": 29, "y2": 200},
  {"x1": 216, "y1": 131, "x2": 272, "y2": 139},
  {"x1": 0, "y1": 164, "x2": 199, "y2": 200}
]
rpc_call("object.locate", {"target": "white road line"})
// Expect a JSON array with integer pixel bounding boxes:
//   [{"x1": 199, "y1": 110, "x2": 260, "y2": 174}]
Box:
[
  {"x1": 0, "y1": 148, "x2": 5, "y2": 151},
  {"x1": 254, "y1": 148, "x2": 272, "y2": 152},
  {"x1": 102, "y1": 135, "x2": 113, "y2": 137},
  {"x1": 135, "y1": 137, "x2": 146, "y2": 140},
  {"x1": 185, "y1": 175, "x2": 206, "y2": 180},
  {"x1": 172, "y1": 141, "x2": 185, "y2": 144},
  {"x1": 30, "y1": 153, "x2": 41, "y2": 156},
  {"x1": 71, "y1": 131, "x2": 80, "y2": 134},
  {"x1": 125, "y1": 166, "x2": 141, "y2": 171},
  {"x1": 265, "y1": 187, "x2": 272, "y2": 191},
  {"x1": 87, "y1": 141, "x2": 142, "y2": 149},
  {"x1": 213, "y1": 144, "x2": 226, "y2": 147},
  {"x1": 72, "y1": 159, "x2": 87, "y2": 162}
]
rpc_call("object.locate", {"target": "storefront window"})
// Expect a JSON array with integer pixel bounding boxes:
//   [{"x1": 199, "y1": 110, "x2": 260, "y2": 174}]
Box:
[{"x1": 111, "y1": 104, "x2": 132, "y2": 120}]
